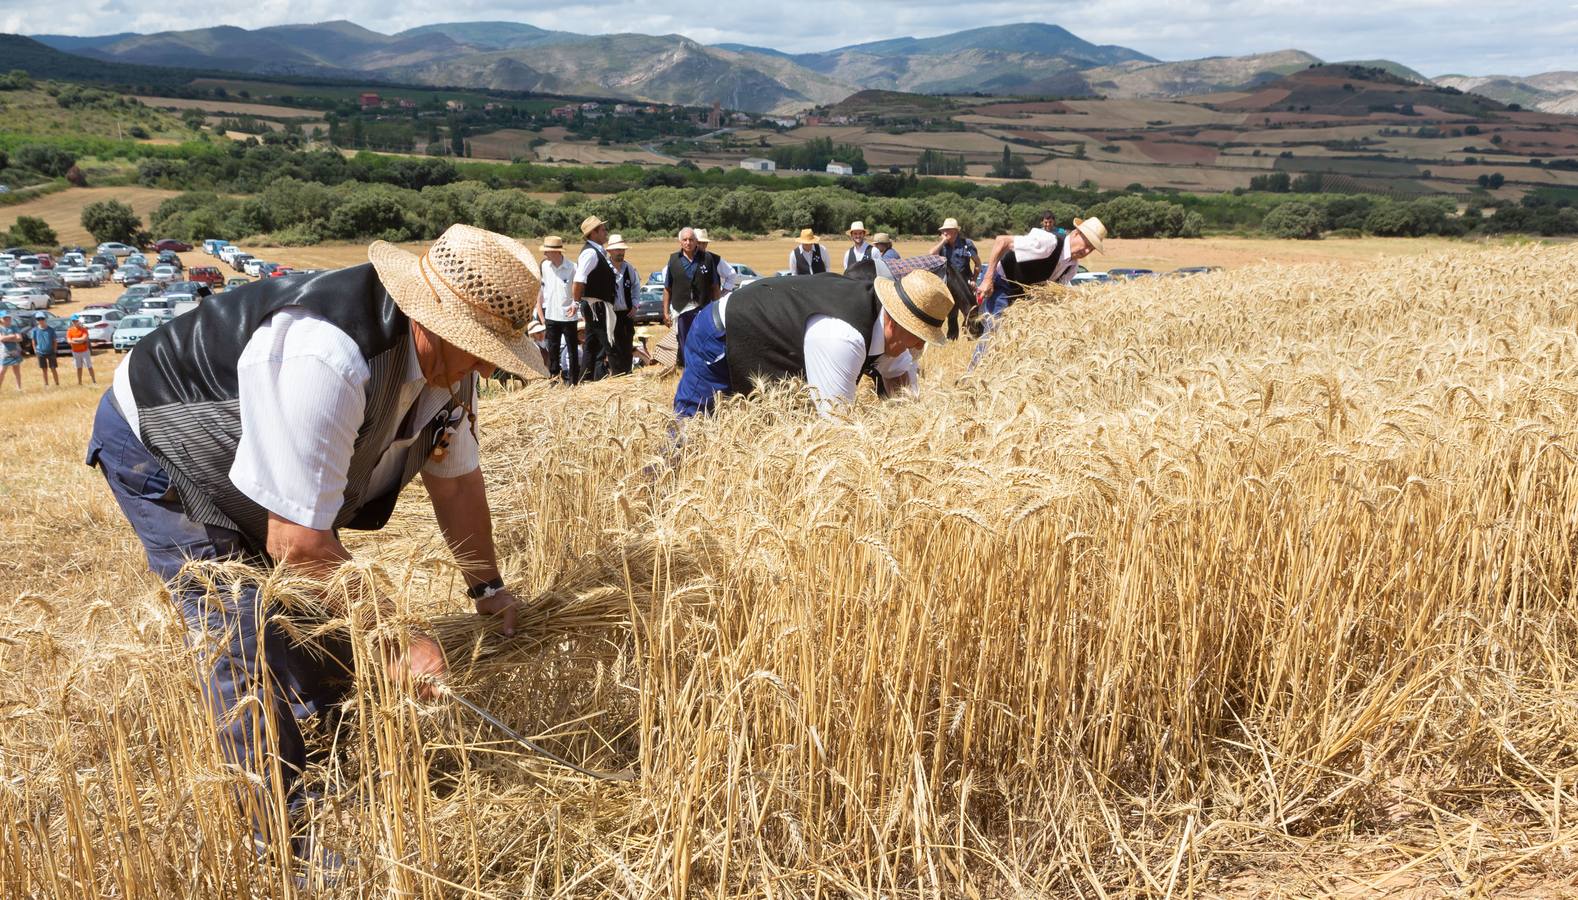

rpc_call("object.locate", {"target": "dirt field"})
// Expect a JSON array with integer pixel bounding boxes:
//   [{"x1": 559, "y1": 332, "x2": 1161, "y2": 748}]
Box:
[
  {"x1": 134, "y1": 96, "x2": 326, "y2": 122},
  {"x1": 0, "y1": 187, "x2": 182, "y2": 247}
]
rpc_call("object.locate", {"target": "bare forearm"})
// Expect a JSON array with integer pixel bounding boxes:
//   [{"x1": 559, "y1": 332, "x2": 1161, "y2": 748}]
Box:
[
  {"x1": 423, "y1": 469, "x2": 501, "y2": 586},
  {"x1": 985, "y1": 235, "x2": 1013, "y2": 275},
  {"x1": 572, "y1": 281, "x2": 586, "y2": 301}
]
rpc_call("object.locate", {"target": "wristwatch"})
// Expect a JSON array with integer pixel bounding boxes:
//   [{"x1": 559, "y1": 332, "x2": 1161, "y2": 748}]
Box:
[{"x1": 466, "y1": 576, "x2": 505, "y2": 601}]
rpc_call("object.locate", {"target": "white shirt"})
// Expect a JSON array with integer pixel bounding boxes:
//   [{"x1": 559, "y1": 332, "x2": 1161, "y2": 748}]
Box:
[
  {"x1": 788, "y1": 244, "x2": 830, "y2": 273},
  {"x1": 539, "y1": 257, "x2": 578, "y2": 322},
  {"x1": 1002, "y1": 227, "x2": 1078, "y2": 286},
  {"x1": 714, "y1": 256, "x2": 737, "y2": 292},
  {"x1": 843, "y1": 242, "x2": 875, "y2": 271},
  {"x1": 114, "y1": 307, "x2": 479, "y2": 530},
  {"x1": 573, "y1": 240, "x2": 606, "y2": 285},
  {"x1": 715, "y1": 295, "x2": 916, "y2": 416},
  {"x1": 614, "y1": 260, "x2": 639, "y2": 312}
]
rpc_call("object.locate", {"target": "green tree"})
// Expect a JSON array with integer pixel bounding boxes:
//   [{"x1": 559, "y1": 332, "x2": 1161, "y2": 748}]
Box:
[
  {"x1": 5, "y1": 216, "x2": 57, "y2": 247},
  {"x1": 81, "y1": 199, "x2": 142, "y2": 244},
  {"x1": 14, "y1": 144, "x2": 76, "y2": 177},
  {"x1": 1263, "y1": 202, "x2": 1325, "y2": 239}
]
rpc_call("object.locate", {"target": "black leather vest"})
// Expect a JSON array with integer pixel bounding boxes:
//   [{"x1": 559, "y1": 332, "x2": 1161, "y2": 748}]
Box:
[
  {"x1": 581, "y1": 243, "x2": 616, "y2": 302},
  {"x1": 792, "y1": 245, "x2": 827, "y2": 275},
  {"x1": 665, "y1": 251, "x2": 715, "y2": 314},
  {"x1": 723, "y1": 273, "x2": 880, "y2": 395}
]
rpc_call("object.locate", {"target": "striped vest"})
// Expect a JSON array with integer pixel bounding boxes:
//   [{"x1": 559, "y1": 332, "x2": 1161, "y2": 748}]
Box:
[{"x1": 125, "y1": 263, "x2": 456, "y2": 553}]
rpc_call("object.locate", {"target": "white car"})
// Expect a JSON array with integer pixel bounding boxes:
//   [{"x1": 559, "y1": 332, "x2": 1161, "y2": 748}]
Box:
[
  {"x1": 731, "y1": 264, "x2": 763, "y2": 288},
  {"x1": 164, "y1": 292, "x2": 198, "y2": 315},
  {"x1": 112, "y1": 314, "x2": 163, "y2": 351},
  {"x1": 242, "y1": 258, "x2": 270, "y2": 277},
  {"x1": 96, "y1": 242, "x2": 139, "y2": 258},
  {"x1": 138, "y1": 297, "x2": 177, "y2": 316},
  {"x1": 61, "y1": 266, "x2": 101, "y2": 287},
  {"x1": 218, "y1": 245, "x2": 243, "y2": 264},
  {"x1": 2, "y1": 286, "x2": 50, "y2": 310},
  {"x1": 150, "y1": 265, "x2": 180, "y2": 284},
  {"x1": 88, "y1": 263, "x2": 110, "y2": 282},
  {"x1": 1071, "y1": 272, "x2": 1112, "y2": 286},
  {"x1": 75, "y1": 309, "x2": 124, "y2": 345}
]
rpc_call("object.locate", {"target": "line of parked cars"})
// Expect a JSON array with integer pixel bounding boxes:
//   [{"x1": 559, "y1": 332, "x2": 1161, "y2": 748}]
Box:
[{"x1": 207, "y1": 239, "x2": 294, "y2": 280}]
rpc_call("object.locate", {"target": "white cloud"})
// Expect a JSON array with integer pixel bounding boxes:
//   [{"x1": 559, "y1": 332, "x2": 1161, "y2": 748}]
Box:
[{"x1": 1, "y1": 0, "x2": 1571, "y2": 77}]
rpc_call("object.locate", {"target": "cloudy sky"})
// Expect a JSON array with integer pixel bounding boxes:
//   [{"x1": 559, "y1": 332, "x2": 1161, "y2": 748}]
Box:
[{"x1": 4, "y1": 0, "x2": 1574, "y2": 77}]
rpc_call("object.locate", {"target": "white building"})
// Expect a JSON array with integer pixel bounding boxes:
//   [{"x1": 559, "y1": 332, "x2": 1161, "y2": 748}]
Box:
[
  {"x1": 740, "y1": 158, "x2": 776, "y2": 172},
  {"x1": 826, "y1": 161, "x2": 854, "y2": 176}
]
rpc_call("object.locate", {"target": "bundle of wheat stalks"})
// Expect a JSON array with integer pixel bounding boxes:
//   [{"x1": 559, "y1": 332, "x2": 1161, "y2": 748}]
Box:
[{"x1": 3, "y1": 244, "x2": 1578, "y2": 896}]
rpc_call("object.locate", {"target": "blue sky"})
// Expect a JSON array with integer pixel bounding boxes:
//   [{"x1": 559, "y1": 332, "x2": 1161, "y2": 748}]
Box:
[{"x1": 2, "y1": 1, "x2": 1572, "y2": 77}]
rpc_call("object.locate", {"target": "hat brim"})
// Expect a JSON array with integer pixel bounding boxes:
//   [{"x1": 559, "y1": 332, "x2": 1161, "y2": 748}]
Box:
[
  {"x1": 873, "y1": 278, "x2": 947, "y2": 345},
  {"x1": 369, "y1": 240, "x2": 551, "y2": 380},
  {"x1": 580, "y1": 218, "x2": 606, "y2": 237},
  {"x1": 1074, "y1": 223, "x2": 1105, "y2": 253}
]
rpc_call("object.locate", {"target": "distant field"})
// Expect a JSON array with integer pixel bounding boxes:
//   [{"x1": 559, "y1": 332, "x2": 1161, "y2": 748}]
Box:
[
  {"x1": 0, "y1": 186, "x2": 181, "y2": 246},
  {"x1": 467, "y1": 128, "x2": 540, "y2": 160},
  {"x1": 187, "y1": 78, "x2": 559, "y2": 113},
  {"x1": 134, "y1": 96, "x2": 326, "y2": 122}
]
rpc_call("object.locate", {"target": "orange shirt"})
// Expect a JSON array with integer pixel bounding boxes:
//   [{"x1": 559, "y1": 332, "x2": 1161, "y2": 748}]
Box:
[{"x1": 66, "y1": 324, "x2": 90, "y2": 353}]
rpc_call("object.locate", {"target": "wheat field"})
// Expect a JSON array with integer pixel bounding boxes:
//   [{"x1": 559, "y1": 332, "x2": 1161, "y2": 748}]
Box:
[{"x1": 3, "y1": 244, "x2": 1578, "y2": 896}]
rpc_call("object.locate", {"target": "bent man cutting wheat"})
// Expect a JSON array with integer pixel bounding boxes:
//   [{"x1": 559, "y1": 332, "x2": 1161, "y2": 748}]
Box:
[{"x1": 84, "y1": 224, "x2": 549, "y2": 864}]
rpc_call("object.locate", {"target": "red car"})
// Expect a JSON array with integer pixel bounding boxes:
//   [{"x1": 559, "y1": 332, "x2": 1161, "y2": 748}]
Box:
[
  {"x1": 266, "y1": 267, "x2": 295, "y2": 278},
  {"x1": 188, "y1": 266, "x2": 224, "y2": 287},
  {"x1": 154, "y1": 239, "x2": 193, "y2": 252}
]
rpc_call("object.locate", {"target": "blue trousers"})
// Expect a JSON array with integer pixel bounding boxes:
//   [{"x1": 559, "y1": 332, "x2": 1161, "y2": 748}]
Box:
[
  {"x1": 673, "y1": 307, "x2": 700, "y2": 370},
  {"x1": 969, "y1": 283, "x2": 1015, "y2": 369},
  {"x1": 672, "y1": 304, "x2": 732, "y2": 418},
  {"x1": 85, "y1": 391, "x2": 352, "y2": 840}
]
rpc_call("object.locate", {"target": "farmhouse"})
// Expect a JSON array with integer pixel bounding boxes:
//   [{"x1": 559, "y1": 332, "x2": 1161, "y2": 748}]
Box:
[
  {"x1": 446, "y1": 100, "x2": 466, "y2": 111},
  {"x1": 826, "y1": 161, "x2": 854, "y2": 176},
  {"x1": 359, "y1": 92, "x2": 380, "y2": 110},
  {"x1": 740, "y1": 158, "x2": 776, "y2": 172}
]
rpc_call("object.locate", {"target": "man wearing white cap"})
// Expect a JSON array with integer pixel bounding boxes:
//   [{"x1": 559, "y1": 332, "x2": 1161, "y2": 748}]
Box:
[
  {"x1": 605, "y1": 234, "x2": 639, "y2": 376},
  {"x1": 976, "y1": 216, "x2": 1106, "y2": 317},
  {"x1": 673, "y1": 269, "x2": 954, "y2": 418},
  {"x1": 872, "y1": 233, "x2": 900, "y2": 263},
  {"x1": 842, "y1": 221, "x2": 877, "y2": 272},
  {"x1": 693, "y1": 229, "x2": 736, "y2": 293},
  {"x1": 84, "y1": 224, "x2": 549, "y2": 864},
  {"x1": 536, "y1": 234, "x2": 581, "y2": 384},
  {"x1": 788, "y1": 229, "x2": 830, "y2": 275}
]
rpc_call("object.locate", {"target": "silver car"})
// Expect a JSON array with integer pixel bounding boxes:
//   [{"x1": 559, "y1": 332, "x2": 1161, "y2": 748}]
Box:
[
  {"x1": 61, "y1": 266, "x2": 100, "y2": 287},
  {"x1": 112, "y1": 314, "x2": 163, "y2": 351}
]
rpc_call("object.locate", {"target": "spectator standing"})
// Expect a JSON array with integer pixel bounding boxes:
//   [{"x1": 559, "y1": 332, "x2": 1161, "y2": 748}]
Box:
[
  {"x1": 572, "y1": 216, "x2": 618, "y2": 382},
  {"x1": 536, "y1": 235, "x2": 581, "y2": 384},
  {"x1": 605, "y1": 234, "x2": 639, "y2": 376},
  {"x1": 0, "y1": 313, "x2": 23, "y2": 392},
  {"x1": 66, "y1": 315, "x2": 95, "y2": 385},
  {"x1": 930, "y1": 217, "x2": 980, "y2": 338},
  {"x1": 842, "y1": 221, "x2": 877, "y2": 272},
  {"x1": 30, "y1": 312, "x2": 59, "y2": 387},
  {"x1": 694, "y1": 229, "x2": 736, "y2": 293},
  {"x1": 1038, "y1": 210, "x2": 1066, "y2": 236},
  {"x1": 662, "y1": 226, "x2": 721, "y2": 368},
  {"x1": 788, "y1": 229, "x2": 830, "y2": 275},
  {"x1": 872, "y1": 233, "x2": 900, "y2": 262}
]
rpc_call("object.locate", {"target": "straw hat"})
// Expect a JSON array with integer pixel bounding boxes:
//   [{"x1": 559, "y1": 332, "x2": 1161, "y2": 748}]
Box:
[
  {"x1": 796, "y1": 228, "x2": 817, "y2": 244},
  {"x1": 872, "y1": 232, "x2": 892, "y2": 245},
  {"x1": 938, "y1": 217, "x2": 961, "y2": 232},
  {"x1": 527, "y1": 320, "x2": 546, "y2": 337},
  {"x1": 1071, "y1": 217, "x2": 1107, "y2": 253},
  {"x1": 606, "y1": 233, "x2": 629, "y2": 251},
  {"x1": 847, "y1": 221, "x2": 867, "y2": 235},
  {"x1": 692, "y1": 228, "x2": 711, "y2": 243},
  {"x1": 873, "y1": 268, "x2": 953, "y2": 345},
  {"x1": 369, "y1": 224, "x2": 550, "y2": 380},
  {"x1": 580, "y1": 215, "x2": 607, "y2": 237},
  {"x1": 539, "y1": 235, "x2": 565, "y2": 254}
]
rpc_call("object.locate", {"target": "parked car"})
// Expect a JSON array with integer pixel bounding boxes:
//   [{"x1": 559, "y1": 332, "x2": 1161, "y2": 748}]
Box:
[
  {"x1": 153, "y1": 239, "x2": 193, "y2": 253},
  {"x1": 730, "y1": 264, "x2": 762, "y2": 288},
  {"x1": 1071, "y1": 272, "x2": 1112, "y2": 286},
  {"x1": 2, "y1": 286, "x2": 50, "y2": 310},
  {"x1": 91, "y1": 253, "x2": 118, "y2": 271},
  {"x1": 150, "y1": 265, "x2": 180, "y2": 284},
  {"x1": 170, "y1": 296, "x2": 201, "y2": 317},
  {"x1": 156, "y1": 249, "x2": 184, "y2": 268},
  {"x1": 646, "y1": 269, "x2": 666, "y2": 286},
  {"x1": 1170, "y1": 266, "x2": 1222, "y2": 277},
  {"x1": 59, "y1": 252, "x2": 86, "y2": 267},
  {"x1": 74, "y1": 309, "x2": 124, "y2": 346},
  {"x1": 253, "y1": 262, "x2": 282, "y2": 277},
  {"x1": 188, "y1": 266, "x2": 224, "y2": 288},
  {"x1": 218, "y1": 245, "x2": 243, "y2": 264},
  {"x1": 266, "y1": 266, "x2": 294, "y2": 278},
  {"x1": 13, "y1": 263, "x2": 46, "y2": 283},
  {"x1": 124, "y1": 253, "x2": 149, "y2": 269},
  {"x1": 97, "y1": 242, "x2": 139, "y2": 258},
  {"x1": 119, "y1": 283, "x2": 163, "y2": 301},
  {"x1": 113, "y1": 265, "x2": 150, "y2": 285},
  {"x1": 88, "y1": 263, "x2": 110, "y2": 282},
  {"x1": 138, "y1": 297, "x2": 177, "y2": 316},
  {"x1": 242, "y1": 257, "x2": 270, "y2": 277},
  {"x1": 166, "y1": 280, "x2": 212, "y2": 298},
  {"x1": 224, "y1": 277, "x2": 250, "y2": 290},
  {"x1": 61, "y1": 266, "x2": 100, "y2": 287},
  {"x1": 202, "y1": 239, "x2": 228, "y2": 256},
  {"x1": 634, "y1": 286, "x2": 665, "y2": 325},
  {"x1": 1106, "y1": 268, "x2": 1157, "y2": 280},
  {"x1": 112, "y1": 315, "x2": 163, "y2": 352},
  {"x1": 230, "y1": 253, "x2": 254, "y2": 273},
  {"x1": 33, "y1": 254, "x2": 53, "y2": 269}
]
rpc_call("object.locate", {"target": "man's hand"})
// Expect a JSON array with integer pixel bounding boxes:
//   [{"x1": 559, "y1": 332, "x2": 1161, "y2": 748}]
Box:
[
  {"x1": 476, "y1": 587, "x2": 520, "y2": 637},
  {"x1": 976, "y1": 273, "x2": 994, "y2": 303},
  {"x1": 386, "y1": 631, "x2": 447, "y2": 701}
]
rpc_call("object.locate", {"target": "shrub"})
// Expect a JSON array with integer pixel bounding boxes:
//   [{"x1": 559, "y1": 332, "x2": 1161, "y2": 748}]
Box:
[
  {"x1": 80, "y1": 199, "x2": 142, "y2": 244},
  {"x1": 1263, "y1": 202, "x2": 1325, "y2": 240},
  {"x1": 13, "y1": 144, "x2": 76, "y2": 178},
  {"x1": 326, "y1": 193, "x2": 410, "y2": 240},
  {"x1": 5, "y1": 216, "x2": 57, "y2": 247}
]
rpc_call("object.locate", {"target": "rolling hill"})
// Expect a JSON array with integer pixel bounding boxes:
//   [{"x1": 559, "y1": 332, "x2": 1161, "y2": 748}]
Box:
[
  {"x1": 1078, "y1": 50, "x2": 1321, "y2": 98},
  {"x1": 1434, "y1": 72, "x2": 1578, "y2": 115}
]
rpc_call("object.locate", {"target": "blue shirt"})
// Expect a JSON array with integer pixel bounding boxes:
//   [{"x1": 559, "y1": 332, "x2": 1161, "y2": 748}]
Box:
[
  {"x1": 940, "y1": 237, "x2": 978, "y2": 275},
  {"x1": 30, "y1": 325, "x2": 56, "y2": 356},
  {"x1": 680, "y1": 252, "x2": 718, "y2": 286}
]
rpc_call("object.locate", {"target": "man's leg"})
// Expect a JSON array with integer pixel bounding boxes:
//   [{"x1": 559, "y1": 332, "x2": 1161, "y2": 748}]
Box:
[
  {"x1": 543, "y1": 321, "x2": 565, "y2": 381},
  {"x1": 583, "y1": 304, "x2": 610, "y2": 381},
  {"x1": 672, "y1": 305, "x2": 731, "y2": 418},
  {"x1": 5, "y1": 363, "x2": 19, "y2": 390},
  {"x1": 38, "y1": 356, "x2": 49, "y2": 386},
  {"x1": 611, "y1": 310, "x2": 635, "y2": 376},
  {"x1": 49, "y1": 356, "x2": 59, "y2": 386},
  {"x1": 674, "y1": 308, "x2": 699, "y2": 370}
]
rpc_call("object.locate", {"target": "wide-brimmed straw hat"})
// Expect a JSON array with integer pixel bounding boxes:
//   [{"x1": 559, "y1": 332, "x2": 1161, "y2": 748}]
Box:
[
  {"x1": 692, "y1": 228, "x2": 711, "y2": 243},
  {"x1": 539, "y1": 235, "x2": 566, "y2": 253},
  {"x1": 369, "y1": 224, "x2": 550, "y2": 380},
  {"x1": 796, "y1": 228, "x2": 817, "y2": 244},
  {"x1": 580, "y1": 215, "x2": 607, "y2": 237},
  {"x1": 847, "y1": 220, "x2": 867, "y2": 235},
  {"x1": 1072, "y1": 216, "x2": 1107, "y2": 253},
  {"x1": 606, "y1": 233, "x2": 629, "y2": 251},
  {"x1": 938, "y1": 217, "x2": 961, "y2": 232},
  {"x1": 872, "y1": 232, "x2": 892, "y2": 245},
  {"x1": 873, "y1": 268, "x2": 953, "y2": 345}
]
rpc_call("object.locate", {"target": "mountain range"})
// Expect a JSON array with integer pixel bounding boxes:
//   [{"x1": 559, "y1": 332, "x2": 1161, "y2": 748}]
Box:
[{"x1": 22, "y1": 21, "x2": 1578, "y2": 116}]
